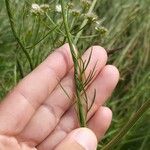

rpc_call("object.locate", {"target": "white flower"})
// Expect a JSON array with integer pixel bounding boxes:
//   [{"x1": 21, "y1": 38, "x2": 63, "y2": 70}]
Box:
[
  {"x1": 31, "y1": 3, "x2": 43, "y2": 14},
  {"x1": 32, "y1": 3, "x2": 41, "y2": 11},
  {"x1": 55, "y1": 4, "x2": 62, "y2": 12}
]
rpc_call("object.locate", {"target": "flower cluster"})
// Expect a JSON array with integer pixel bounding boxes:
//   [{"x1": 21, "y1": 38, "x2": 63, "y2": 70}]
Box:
[
  {"x1": 31, "y1": 3, "x2": 50, "y2": 15},
  {"x1": 55, "y1": 4, "x2": 62, "y2": 12},
  {"x1": 81, "y1": 0, "x2": 91, "y2": 12},
  {"x1": 95, "y1": 26, "x2": 108, "y2": 36}
]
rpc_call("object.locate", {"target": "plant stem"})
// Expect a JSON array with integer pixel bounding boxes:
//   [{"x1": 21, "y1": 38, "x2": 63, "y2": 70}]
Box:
[
  {"x1": 5, "y1": 0, "x2": 33, "y2": 71},
  {"x1": 26, "y1": 25, "x2": 58, "y2": 49},
  {"x1": 74, "y1": 0, "x2": 98, "y2": 45},
  {"x1": 61, "y1": 0, "x2": 86, "y2": 127},
  {"x1": 46, "y1": 13, "x2": 66, "y2": 36},
  {"x1": 101, "y1": 100, "x2": 150, "y2": 150}
]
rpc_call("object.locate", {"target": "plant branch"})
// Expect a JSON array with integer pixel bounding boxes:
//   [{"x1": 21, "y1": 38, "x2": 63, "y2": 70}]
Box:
[
  {"x1": 5, "y1": 0, "x2": 33, "y2": 70},
  {"x1": 74, "y1": 0, "x2": 98, "y2": 45},
  {"x1": 46, "y1": 13, "x2": 66, "y2": 36},
  {"x1": 61, "y1": 0, "x2": 87, "y2": 127},
  {"x1": 26, "y1": 25, "x2": 58, "y2": 49}
]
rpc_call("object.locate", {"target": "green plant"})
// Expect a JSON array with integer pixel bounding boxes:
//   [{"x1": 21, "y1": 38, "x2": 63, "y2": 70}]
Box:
[
  {"x1": 5, "y1": 0, "x2": 33, "y2": 71},
  {"x1": 61, "y1": 0, "x2": 97, "y2": 127},
  {"x1": 0, "y1": 0, "x2": 150, "y2": 149}
]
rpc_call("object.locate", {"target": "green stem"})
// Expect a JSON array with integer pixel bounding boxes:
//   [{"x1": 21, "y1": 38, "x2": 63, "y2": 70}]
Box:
[
  {"x1": 46, "y1": 13, "x2": 66, "y2": 36},
  {"x1": 26, "y1": 25, "x2": 58, "y2": 49},
  {"x1": 74, "y1": 0, "x2": 98, "y2": 45},
  {"x1": 101, "y1": 100, "x2": 150, "y2": 150},
  {"x1": 5, "y1": 0, "x2": 33, "y2": 71},
  {"x1": 61, "y1": 0, "x2": 86, "y2": 127}
]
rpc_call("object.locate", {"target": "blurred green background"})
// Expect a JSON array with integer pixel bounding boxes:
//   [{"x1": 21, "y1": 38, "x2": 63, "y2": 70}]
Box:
[{"x1": 0, "y1": 0, "x2": 150, "y2": 149}]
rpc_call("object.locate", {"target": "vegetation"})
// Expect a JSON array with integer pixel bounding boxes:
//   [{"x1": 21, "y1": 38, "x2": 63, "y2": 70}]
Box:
[{"x1": 0, "y1": 0, "x2": 149, "y2": 149}]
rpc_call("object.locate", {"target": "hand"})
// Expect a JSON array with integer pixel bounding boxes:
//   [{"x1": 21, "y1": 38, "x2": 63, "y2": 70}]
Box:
[{"x1": 0, "y1": 44, "x2": 119, "y2": 150}]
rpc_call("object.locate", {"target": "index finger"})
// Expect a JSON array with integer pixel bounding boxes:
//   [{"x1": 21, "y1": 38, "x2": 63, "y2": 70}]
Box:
[{"x1": 0, "y1": 44, "x2": 73, "y2": 135}]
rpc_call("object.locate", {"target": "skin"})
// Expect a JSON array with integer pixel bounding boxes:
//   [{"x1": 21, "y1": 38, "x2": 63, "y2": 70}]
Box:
[{"x1": 0, "y1": 44, "x2": 119, "y2": 150}]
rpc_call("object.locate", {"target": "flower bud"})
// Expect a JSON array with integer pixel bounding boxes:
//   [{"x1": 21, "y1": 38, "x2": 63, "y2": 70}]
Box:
[{"x1": 95, "y1": 26, "x2": 108, "y2": 36}]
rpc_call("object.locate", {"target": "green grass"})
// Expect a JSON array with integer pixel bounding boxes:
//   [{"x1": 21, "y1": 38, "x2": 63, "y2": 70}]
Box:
[{"x1": 0, "y1": 0, "x2": 150, "y2": 149}]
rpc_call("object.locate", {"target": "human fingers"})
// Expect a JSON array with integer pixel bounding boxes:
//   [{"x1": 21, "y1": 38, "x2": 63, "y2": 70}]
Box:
[
  {"x1": 88, "y1": 106, "x2": 112, "y2": 140},
  {"x1": 55, "y1": 128, "x2": 97, "y2": 150},
  {"x1": 0, "y1": 43, "x2": 73, "y2": 135},
  {"x1": 17, "y1": 46, "x2": 107, "y2": 146},
  {"x1": 37, "y1": 65, "x2": 119, "y2": 150}
]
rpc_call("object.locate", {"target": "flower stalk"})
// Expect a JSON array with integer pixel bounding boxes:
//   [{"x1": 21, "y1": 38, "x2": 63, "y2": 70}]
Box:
[
  {"x1": 61, "y1": 0, "x2": 87, "y2": 127},
  {"x1": 61, "y1": 0, "x2": 97, "y2": 127},
  {"x1": 74, "y1": 0, "x2": 98, "y2": 45}
]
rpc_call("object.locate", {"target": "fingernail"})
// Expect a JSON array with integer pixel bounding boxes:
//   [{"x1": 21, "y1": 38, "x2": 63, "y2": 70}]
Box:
[{"x1": 71, "y1": 128, "x2": 97, "y2": 150}]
